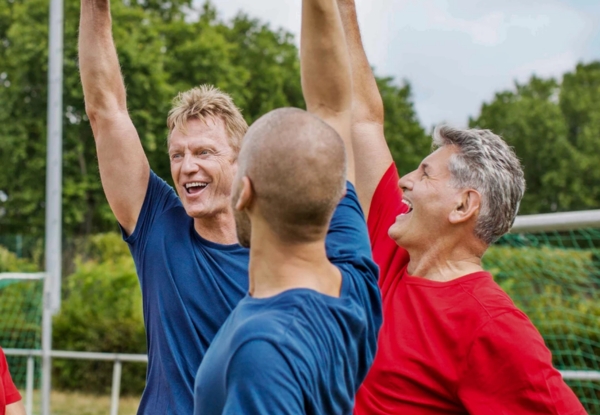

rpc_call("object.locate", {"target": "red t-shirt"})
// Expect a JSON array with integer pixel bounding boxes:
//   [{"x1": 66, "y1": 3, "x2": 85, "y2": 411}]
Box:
[
  {"x1": 0, "y1": 347, "x2": 21, "y2": 415},
  {"x1": 354, "y1": 164, "x2": 587, "y2": 415}
]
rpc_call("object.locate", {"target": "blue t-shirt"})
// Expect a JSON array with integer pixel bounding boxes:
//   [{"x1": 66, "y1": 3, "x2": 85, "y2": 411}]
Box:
[
  {"x1": 123, "y1": 171, "x2": 250, "y2": 415},
  {"x1": 194, "y1": 183, "x2": 382, "y2": 415}
]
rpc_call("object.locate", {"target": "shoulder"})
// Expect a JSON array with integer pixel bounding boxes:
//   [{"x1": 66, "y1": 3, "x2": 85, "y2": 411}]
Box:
[
  {"x1": 228, "y1": 298, "x2": 304, "y2": 346},
  {"x1": 458, "y1": 272, "x2": 519, "y2": 319}
]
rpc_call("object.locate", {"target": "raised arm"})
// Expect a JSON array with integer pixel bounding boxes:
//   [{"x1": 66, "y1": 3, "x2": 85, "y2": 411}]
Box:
[
  {"x1": 79, "y1": 0, "x2": 149, "y2": 235},
  {"x1": 337, "y1": 0, "x2": 393, "y2": 216},
  {"x1": 301, "y1": 0, "x2": 355, "y2": 183},
  {"x1": 5, "y1": 401, "x2": 26, "y2": 415}
]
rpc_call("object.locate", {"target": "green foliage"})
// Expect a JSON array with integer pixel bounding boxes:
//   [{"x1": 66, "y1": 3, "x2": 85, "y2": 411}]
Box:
[
  {"x1": 470, "y1": 62, "x2": 600, "y2": 214},
  {"x1": 0, "y1": 245, "x2": 39, "y2": 274},
  {"x1": 52, "y1": 233, "x2": 146, "y2": 395},
  {"x1": 0, "y1": 247, "x2": 42, "y2": 387},
  {"x1": 377, "y1": 77, "x2": 430, "y2": 177},
  {"x1": 483, "y1": 241, "x2": 600, "y2": 412},
  {"x1": 0, "y1": 0, "x2": 425, "y2": 244}
]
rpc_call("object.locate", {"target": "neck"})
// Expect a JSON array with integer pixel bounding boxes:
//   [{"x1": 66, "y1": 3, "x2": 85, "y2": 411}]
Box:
[
  {"x1": 405, "y1": 236, "x2": 485, "y2": 282},
  {"x1": 194, "y1": 211, "x2": 238, "y2": 245},
  {"x1": 247, "y1": 226, "x2": 341, "y2": 299}
]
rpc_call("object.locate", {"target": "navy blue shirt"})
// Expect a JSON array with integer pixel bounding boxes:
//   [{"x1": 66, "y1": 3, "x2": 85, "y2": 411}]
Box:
[
  {"x1": 123, "y1": 171, "x2": 249, "y2": 415},
  {"x1": 194, "y1": 184, "x2": 382, "y2": 415}
]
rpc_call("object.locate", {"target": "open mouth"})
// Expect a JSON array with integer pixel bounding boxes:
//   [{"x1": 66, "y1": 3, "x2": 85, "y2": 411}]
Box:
[
  {"x1": 401, "y1": 198, "x2": 413, "y2": 214},
  {"x1": 185, "y1": 182, "x2": 208, "y2": 195}
]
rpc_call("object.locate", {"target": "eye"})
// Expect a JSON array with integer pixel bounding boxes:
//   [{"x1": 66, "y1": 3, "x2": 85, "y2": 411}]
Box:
[{"x1": 170, "y1": 153, "x2": 182, "y2": 160}]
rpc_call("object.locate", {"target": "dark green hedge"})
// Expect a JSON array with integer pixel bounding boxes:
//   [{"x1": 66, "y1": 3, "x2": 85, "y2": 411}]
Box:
[{"x1": 52, "y1": 233, "x2": 146, "y2": 395}]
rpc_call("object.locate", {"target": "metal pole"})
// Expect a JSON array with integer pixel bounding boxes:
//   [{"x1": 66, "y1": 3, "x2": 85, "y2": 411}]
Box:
[
  {"x1": 110, "y1": 360, "x2": 123, "y2": 415},
  {"x1": 43, "y1": 0, "x2": 64, "y2": 412},
  {"x1": 46, "y1": 0, "x2": 64, "y2": 316},
  {"x1": 41, "y1": 281, "x2": 53, "y2": 415},
  {"x1": 26, "y1": 355, "x2": 34, "y2": 415}
]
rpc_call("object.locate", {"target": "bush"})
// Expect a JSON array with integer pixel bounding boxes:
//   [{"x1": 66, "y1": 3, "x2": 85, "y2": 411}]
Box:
[
  {"x1": 483, "y1": 245, "x2": 600, "y2": 412},
  {"x1": 52, "y1": 233, "x2": 146, "y2": 395},
  {"x1": 0, "y1": 244, "x2": 39, "y2": 274},
  {"x1": 0, "y1": 246, "x2": 42, "y2": 387}
]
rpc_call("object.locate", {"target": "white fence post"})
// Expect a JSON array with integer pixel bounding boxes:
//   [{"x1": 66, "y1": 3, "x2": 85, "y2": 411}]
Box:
[
  {"x1": 26, "y1": 355, "x2": 34, "y2": 415},
  {"x1": 110, "y1": 360, "x2": 122, "y2": 415}
]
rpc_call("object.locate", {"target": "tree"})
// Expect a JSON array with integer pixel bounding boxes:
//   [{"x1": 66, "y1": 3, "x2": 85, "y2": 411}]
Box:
[
  {"x1": 470, "y1": 62, "x2": 600, "y2": 214},
  {"x1": 377, "y1": 77, "x2": 430, "y2": 176},
  {"x1": 0, "y1": 0, "x2": 426, "y2": 252}
]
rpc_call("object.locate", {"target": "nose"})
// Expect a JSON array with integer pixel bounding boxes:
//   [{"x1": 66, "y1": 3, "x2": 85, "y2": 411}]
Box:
[
  {"x1": 398, "y1": 170, "x2": 415, "y2": 192},
  {"x1": 181, "y1": 153, "x2": 199, "y2": 175}
]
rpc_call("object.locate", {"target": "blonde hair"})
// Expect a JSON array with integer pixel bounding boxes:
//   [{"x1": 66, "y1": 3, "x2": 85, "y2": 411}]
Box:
[{"x1": 167, "y1": 85, "x2": 248, "y2": 153}]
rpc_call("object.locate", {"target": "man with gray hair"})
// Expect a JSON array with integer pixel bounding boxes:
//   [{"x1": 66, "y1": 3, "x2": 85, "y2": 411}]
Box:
[{"x1": 335, "y1": 0, "x2": 587, "y2": 414}]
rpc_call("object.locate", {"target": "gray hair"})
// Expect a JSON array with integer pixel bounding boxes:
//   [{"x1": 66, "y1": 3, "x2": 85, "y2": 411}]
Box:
[{"x1": 432, "y1": 125, "x2": 525, "y2": 245}]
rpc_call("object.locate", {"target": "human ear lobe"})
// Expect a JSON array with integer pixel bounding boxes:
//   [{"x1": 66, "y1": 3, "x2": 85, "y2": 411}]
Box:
[
  {"x1": 235, "y1": 176, "x2": 254, "y2": 212},
  {"x1": 449, "y1": 189, "x2": 481, "y2": 224}
]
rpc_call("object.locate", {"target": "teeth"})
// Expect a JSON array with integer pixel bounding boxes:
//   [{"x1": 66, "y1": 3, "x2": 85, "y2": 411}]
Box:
[
  {"x1": 185, "y1": 182, "x2": 208, "y2": 189},
  {"x1": 402, "y1": 198, "x2": 413, "y2": 212}
]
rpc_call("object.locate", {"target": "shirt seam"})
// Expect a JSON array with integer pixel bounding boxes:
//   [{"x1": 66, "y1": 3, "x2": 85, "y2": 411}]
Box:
[
  {"x1": 455, "y1": 309, "x2": 526, "y2": 396},
  {"x1": 225, "y1": 305, "x2": 303, "y2": 392}
]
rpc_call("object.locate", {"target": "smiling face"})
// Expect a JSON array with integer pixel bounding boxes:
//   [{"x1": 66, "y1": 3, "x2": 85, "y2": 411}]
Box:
[
  {"x1": 388, "y1": 145, "x2": 465, "y2": 249},
  {"x1": 168, "y1": 117, "x2": 238, "y2": 219}
]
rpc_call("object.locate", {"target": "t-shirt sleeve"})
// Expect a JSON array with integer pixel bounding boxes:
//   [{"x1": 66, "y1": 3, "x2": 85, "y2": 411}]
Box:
[
  {"x1": 458, "y1": 311, "x2": 587, "y2": 415},
  {"x1": 367, "y1": 163, "x2": 410, "y2": 287},
  {"x1": 222, "y1": 340, "x2": 304, "y2": 415},
  {"x1": 121, "y1": 170, "x2": 181, "y2": 250},
  {"x1": 325, "y1": 182, "x2": 373, "y2": 267},
  {"x1": 1, "y1": 349, "x2": 22, "y2": 405}
]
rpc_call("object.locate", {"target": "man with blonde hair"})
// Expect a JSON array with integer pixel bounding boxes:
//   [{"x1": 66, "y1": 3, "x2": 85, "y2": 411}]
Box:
[
  {"x1": 334, "y1": 0, "x2": 587, "y2": 413},
  {"x1": 79, "y1": 1, "x2": 251, "y2": 413},
  {"x1": 194, "y1": 0, "x2": 381, "y2": 411}
]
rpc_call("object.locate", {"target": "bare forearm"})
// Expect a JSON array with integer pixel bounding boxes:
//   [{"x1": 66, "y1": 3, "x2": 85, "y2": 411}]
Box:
[
  {"x1": 301, "y1": 0, "x2": 354, "y2": 181},
  {"x1": 78, "y1": 0, "x2": 149, "y2": 234},
  {"x1": 337, "y1": 0, "x2": 392, "y2": 215},
  {"x1": 337, "y1": 0, "x2": 383, "y2": 123},
  {"x1": 301, "y1": 0, "x2": 352, "y2": 119},
  {"x1": 6, "y1": 400, "x2": 26, "y2": 415},
  {"x1": 79, "y1": 0, "x2": 127, "y2": 118}
]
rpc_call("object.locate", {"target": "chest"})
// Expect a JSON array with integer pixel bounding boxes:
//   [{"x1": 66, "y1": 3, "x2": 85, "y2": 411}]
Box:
[{"x1": 366, "y1": 280, "x2": 485, "y2": 412}]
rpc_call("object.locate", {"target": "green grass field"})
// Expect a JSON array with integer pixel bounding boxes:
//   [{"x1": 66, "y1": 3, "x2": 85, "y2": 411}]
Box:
[{"x1": 20, "y1": 389, "x2": 141, "y2": 415}]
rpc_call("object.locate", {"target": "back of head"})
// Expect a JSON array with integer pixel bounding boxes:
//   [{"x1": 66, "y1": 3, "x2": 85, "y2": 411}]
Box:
[
  {"x1": 433, "y1": 125, "x2": 526, "y2": 245},
  {"x1": 238, "y1": 108, "x2": 347, "y2": 244},
  {"x1": 167, "y1": 85, "x2": 248, "y2": 153}
]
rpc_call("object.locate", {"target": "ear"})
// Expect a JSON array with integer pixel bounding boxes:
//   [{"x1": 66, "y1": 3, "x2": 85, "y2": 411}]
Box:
[
  {"x1": 449, "y1": 189, "x2": 481, "y2": 225},
  {"x1": 234, "y1": 176, "x2": 254, "y2": 212}
]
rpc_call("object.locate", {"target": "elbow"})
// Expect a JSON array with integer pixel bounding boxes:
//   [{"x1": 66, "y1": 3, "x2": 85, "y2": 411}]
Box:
[
  {"x1": 354, "y1": 99, "x2": 384, "y2": 125},
  {"x1": 83, "y1": 91, "x2": 126, "y2": 121}
]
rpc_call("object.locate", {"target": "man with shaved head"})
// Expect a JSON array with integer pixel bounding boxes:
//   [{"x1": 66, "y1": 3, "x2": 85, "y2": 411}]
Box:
[
  {"x1": 233, "y1": 108, "x2": 347, "y2": 249},
  {"x1": 193, "y1": 0, "x2": 381, "y2": 413}
]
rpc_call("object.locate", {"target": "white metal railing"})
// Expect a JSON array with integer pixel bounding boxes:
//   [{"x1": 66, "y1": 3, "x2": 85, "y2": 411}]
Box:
[
  {"x1": 3, "y1": 209, "x2": 600, "y2": 414},
  {"x1": 0, "y1": 273, "x2": 46, "y2": 281},
  {"x1": 3, "y1": 349, "x2": 147, "y2": 415},
  {"x1": 511, "y1": 209, "x2": 600, "y2": 233},
  {"x1": 3, "y1": 347, "x2": 599, "y2": 415}
]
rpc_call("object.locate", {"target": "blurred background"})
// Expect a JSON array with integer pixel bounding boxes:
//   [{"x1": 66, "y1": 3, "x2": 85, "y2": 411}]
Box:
[{"x1": 0, "y1": 0, "x2": 599, "y2": 414}]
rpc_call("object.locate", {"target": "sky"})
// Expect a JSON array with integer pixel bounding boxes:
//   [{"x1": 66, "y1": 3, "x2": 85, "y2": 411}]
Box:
[{"x1": 199, "y1": 0, "x2": 600, "y2": 129}]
